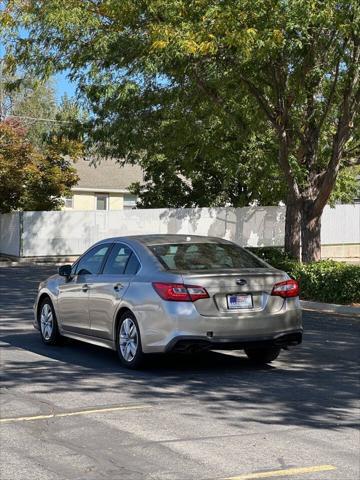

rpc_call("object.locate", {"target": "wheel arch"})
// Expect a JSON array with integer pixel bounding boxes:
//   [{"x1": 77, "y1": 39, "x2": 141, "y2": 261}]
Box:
[
  {"x1": 36, "y1": 293, "x2": 52, "y2": 321},
  {"x1": 36, "y1": 292, "x2": 61, "y2": 330},
  {"x1": 113, "y1": 306, "x2": 134, "y2": 341}
]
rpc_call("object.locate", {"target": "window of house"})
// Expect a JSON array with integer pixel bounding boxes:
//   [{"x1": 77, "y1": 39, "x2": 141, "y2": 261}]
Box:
[
  {"x1": 96, "y1": 194, "x2": 108, "y2": 210},
  {"x1": 123, "y1": 194, "x2": 137, "y2": 210},
  {"x1": 64, "y1": 196, "x2": 74, "y2": 208}
]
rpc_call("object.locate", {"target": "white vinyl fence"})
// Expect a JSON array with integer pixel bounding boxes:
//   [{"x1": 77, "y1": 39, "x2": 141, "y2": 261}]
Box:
[
  {"x1": 0, "y1": 212, "x2": 21, "y2": 256},
  {"x1": 0, "y1": 204, "x2": 359, "y2": 258}
]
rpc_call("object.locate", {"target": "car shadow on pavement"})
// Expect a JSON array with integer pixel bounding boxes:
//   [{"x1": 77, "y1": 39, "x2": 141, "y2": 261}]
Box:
[
  {"x1": 1, "y1": 311, "x2": 359, "y2": 433},
  {"x1": 0, "y1": 266, "x2": 57, "y2": 329}
]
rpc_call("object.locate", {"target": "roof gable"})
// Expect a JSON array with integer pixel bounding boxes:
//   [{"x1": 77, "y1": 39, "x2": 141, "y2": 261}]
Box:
[{"x1": 72, "y1": 158, "x2": 143, "y2": 191}]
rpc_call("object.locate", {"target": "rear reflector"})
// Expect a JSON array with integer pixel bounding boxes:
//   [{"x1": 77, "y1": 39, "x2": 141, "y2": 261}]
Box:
[
  {"x1": 152, "y1": 282, "x2": 209, "y2": 302},
  {"x1": 271, "y1": 279, "x2": 299, "y2": 298}
]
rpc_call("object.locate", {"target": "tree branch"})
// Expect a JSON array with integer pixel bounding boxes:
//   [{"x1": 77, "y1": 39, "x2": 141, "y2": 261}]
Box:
[
  {"x1": 237, "y1": 70, "x2": 301, "y2": 198},
  {"x1": 192, "y1": 69, "x2": 246, "y2": 131},
  {"x1": 276, "y1": 127, "x2": 301, "y2": 199},
  {"x1": 238, "y1": 74, "x2": 276, "y2": 124},
  {"x1": 313, "y1": 45, "x2": 360, "y2": 216},
  {"x1": 339, "y1": 156, "x2": 360, "y2": 168},
  {"x1": 318, "y1": 57, "x2": 341, "y2": 133}
]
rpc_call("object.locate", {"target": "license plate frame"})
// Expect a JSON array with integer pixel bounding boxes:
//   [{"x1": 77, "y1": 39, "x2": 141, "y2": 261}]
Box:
[{"x1": 227, "y1": 293, "x2": 253, "y2": 310}]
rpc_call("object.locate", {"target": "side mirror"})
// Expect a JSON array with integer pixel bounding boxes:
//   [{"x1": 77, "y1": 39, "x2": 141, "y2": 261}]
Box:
[{"x1": 58, "y1": 264, "x2": 72, "y2": 277}]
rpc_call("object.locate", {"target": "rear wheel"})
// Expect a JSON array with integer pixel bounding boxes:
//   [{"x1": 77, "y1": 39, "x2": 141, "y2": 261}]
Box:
[
  {"x1": 116, "y1": 312, "x2": 145, "y2": 369},
  {"x1": 244, "y1": 346, "x2": 281, "y2": 364},
  {"x1": 39, "y1": 298, "x2": 62, "y2": 345}
]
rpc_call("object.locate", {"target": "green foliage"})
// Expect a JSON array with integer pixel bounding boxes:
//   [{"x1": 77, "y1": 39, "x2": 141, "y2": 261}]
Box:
[
  {"x1": 247, "y1": 247, "x2": 297, "y2": 270},
  {"x1": 0, "y1": 75, "x2": 58, "y2": 147},
  {"x1": 1, "y1": 75, "x2": 86, "y2": 149},
  {"x1": 0, "y1": 72, "x2": 86, "y2": 211},
  {"x1": 1, "y1": 0, "x2": 359, "y2": 229},
  {"x1": 8, "y1": 80, "x2": 57, "y2": 147},
  {"x1": 131, "y1": 129, "x2": 286, "y2": 208},
  {"x1": 330, "y1": 166, "x2": 360, "y2": 206},
  {"x1": 1, "y1": 0, "x2": 357, "y2": 269},
  {"x1": 249, "y1": 247, "x2": 360, "y2": 304},
  {"x1": 0, "y1": 120, "x2": 79, "y2": 212},
  {"x1": 296, "y1": 261, "x2": 360, "y2": 305}
]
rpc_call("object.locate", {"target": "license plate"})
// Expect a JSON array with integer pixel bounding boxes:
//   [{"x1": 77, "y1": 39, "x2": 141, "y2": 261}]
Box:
[{"x1": 227, "y1": 293, "x2": 253, "y2": 309}]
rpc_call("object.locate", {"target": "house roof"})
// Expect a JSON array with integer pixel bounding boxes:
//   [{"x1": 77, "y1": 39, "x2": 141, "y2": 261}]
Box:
[{"x1": 71, "y1": 158, "x2": 143, "y2": 192}]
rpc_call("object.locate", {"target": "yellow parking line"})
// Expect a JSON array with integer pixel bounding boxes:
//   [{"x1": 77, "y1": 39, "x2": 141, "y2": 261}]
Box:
[
  {"x1": 224, "y1": 464, "x2": 336, "y2": 480},
  {"x1": 0, "y1": 404, "x2": 149, "y2": 424}
]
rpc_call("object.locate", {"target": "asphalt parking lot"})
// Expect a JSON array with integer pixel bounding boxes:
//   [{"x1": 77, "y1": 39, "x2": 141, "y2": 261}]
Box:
[{"x1": 0, "y1": 265, "x2": 359, "y2": 480}]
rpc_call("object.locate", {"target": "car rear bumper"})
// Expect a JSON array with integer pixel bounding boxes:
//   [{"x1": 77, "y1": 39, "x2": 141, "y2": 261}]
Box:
[
  {"x1": 165, "y1": 330, "x2": 303, "y2": 353},
  {"x1": 137, "y1": 299, "x2": 302, "y2": 353}
]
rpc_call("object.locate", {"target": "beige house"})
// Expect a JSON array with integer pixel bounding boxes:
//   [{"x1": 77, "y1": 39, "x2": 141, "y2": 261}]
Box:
[{"x1": 63, "y1": 158, "x2": 143, "y2": 211}]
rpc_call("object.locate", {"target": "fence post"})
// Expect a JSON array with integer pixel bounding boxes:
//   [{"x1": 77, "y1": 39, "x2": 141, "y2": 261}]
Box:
[{"x1": 19, "y1": 211, "x2": 24, "y2": 258}]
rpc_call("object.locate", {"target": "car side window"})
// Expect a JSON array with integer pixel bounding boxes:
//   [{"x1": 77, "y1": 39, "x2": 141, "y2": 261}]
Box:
[
  {"x1": 103, "y1": 243, "x2": 134, "y2": 275},
  {"x1": 74, "y1": 244, "x2": 111, "y2": 276},
  {"x1": 124, "y1": 253, "x2": 140, "y2": 275}
]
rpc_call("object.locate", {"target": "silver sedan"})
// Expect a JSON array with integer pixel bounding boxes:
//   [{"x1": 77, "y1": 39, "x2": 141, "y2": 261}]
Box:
[{"x1": 34, "y1": 235, "x2": 302, "y2": 368}]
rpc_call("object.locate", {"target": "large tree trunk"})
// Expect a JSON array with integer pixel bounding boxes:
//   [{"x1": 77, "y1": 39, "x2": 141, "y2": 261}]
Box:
[
  {"x1": 301, "y1": 202, "x2": 322, "y2": 263},
  {"x1": 284, "y1": 195, "x2": 301, "y2": 260}
]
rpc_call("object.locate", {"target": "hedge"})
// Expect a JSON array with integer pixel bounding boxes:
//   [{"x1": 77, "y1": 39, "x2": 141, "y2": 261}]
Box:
[{"x1": 248, "y1": 247, "x2": 360, "y2": 305}]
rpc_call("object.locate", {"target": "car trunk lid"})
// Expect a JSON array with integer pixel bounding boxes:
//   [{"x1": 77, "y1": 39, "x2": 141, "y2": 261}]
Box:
[{"x1": 181, "y1": 269, "x2": 287, "y2": 317}]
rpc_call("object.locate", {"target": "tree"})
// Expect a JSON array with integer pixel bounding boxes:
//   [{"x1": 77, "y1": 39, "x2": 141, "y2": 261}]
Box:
[
  {"x1": 0, "y1": 119, "x2": 79, "y2": 212},
  {"x1": 131, "y1": 126, "x2": 286, "y2": 208},
  {"x1": 0, "y1": 58, "x2": 86, "y2": 149},
  {"x1": 6, "y1": 83, "x2": 57, "y2": 147},
  {"x1": 0, "y1": 66, "x2": 86, "y2": 211},
  {"x1": 0, "y1": 69, "x2": 58, "y2": 146},
  {"x1": 3, "y1": 1, "x2": 359, "y2": 261}
]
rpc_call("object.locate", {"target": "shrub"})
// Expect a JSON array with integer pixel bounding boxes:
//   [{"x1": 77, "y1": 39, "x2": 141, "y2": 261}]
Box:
[
  {"x1": 248, "y1": 247, "x2": 360, "y2": 305},
  {"x1": 247, "y1": 247, "x2": 295, "y2": 270},
  {"x1": 295, "y1": 260, "x2": 360, "y2": 305}
]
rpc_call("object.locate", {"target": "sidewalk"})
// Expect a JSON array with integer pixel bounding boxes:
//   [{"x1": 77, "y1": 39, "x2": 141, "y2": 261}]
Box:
[{"x1": 301, "y1": 300, "x2": 360, "y2": 318}]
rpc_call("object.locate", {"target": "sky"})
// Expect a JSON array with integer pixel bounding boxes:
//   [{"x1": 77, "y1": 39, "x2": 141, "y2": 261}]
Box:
[
  {"x1": 1, "y1": 28, "x2": 76, "y2": 104},
  {"x1": 54, "y1": 72, "x2": 77, "y2": 102}
]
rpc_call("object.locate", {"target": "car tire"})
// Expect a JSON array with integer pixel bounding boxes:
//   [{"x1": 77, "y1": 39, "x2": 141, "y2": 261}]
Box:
[
  {"x1": 38, "y1": 298, "x2": 62, "y2": 345},
  {"x1": 244, "y1": 346, "x2": 281, "y2": 364},
  {"x1": 116, "y1": 312, "x2": 145, "y2": 369}
]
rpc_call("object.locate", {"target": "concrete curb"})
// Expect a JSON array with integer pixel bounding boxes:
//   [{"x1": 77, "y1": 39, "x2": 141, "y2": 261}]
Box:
[
  {"x1": 0, "y1": 262, "x2": 59, "y2": 268},
  {"x1": 0, "y1": 256, "x2": 77, "y2": 267},
  {"x1": 0, "y1": 260, "x2": 62, "y2": 267},
  {"x1": 301, "y1": 300, "x2": 360, "y2": 317}
]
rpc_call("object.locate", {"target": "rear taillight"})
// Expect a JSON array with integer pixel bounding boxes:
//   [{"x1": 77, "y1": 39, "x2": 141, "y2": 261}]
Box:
[
  {"x1": 271, "y1": 279, "x2": 299, "y2": 298},
  {"x1": 186, "y1": 285, "x2": 210, "y2": 301},
  {"x1": 152, "y1": 282, "x2": 209, "y2": 302},
  {"x1": 152, "y1": 283, "x2": 190, "y2": 301}
]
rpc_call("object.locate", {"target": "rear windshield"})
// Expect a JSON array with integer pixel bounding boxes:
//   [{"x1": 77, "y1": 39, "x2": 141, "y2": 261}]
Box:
[{"x1": 149, "y1": 242, "x2": 266, "y2": 271}]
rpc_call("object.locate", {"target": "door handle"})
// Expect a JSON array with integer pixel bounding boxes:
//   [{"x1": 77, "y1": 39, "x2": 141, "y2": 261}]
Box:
[
  {"x1": 114, "y1": 283, "x2": 124, "y2": 292},
  {"x1": 82, "y1": 284, "x2": 90, "y2": 292}
]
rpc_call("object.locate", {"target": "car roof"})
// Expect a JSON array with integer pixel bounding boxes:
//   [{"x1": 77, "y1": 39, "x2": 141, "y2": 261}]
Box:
[{"x1": 95, "y1": 234, "x2": 232, "y2": 246}]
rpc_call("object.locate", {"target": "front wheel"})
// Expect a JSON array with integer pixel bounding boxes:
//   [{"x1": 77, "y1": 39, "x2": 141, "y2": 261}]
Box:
[
  {"x1": 116, "y1": 312, "x2": 145, "y2": 369},
  {"x1": 39, "y1": 298, "x2": 62, "y2": 345},
  {"x1": 244, "y1": 346, "x2": 281, "y2": 364}
]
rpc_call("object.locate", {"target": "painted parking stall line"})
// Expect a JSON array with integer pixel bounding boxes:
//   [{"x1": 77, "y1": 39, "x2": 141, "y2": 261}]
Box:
[
  {"x1": 0, "y1": 404, "x2": 149, "y2": 424},
  {"x1": 224, "y1": 464, "x2": 336, "y2": 480}
]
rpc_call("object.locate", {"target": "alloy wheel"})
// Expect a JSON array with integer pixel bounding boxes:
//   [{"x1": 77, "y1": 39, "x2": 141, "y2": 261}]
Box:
[
  {"x1": 40, "y1": 303, "x2": 53, "y2": 340},
  {"x1": 119, "y1": 317, "x2": 138, "y2": 362}
]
